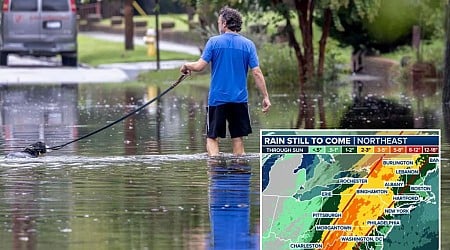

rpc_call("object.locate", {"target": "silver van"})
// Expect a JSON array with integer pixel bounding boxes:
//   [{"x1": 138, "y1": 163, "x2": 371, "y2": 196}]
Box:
[{"x1": 0, "y1": 0, "x2": 78, "y2": 67}]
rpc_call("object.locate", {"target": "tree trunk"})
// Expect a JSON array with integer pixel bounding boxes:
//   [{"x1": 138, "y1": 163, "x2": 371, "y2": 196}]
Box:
[
  {"x1": 272, "y1": 0, "x2": 318, "y2": 128},
  {"x1": 443, "y1": 2, "x2": 450, "y2": 103},
  {"x1": 293, "y1": 0, "x2": 316, "y2": 128},
  {"x1": 444, "y1": 3, "x2": 450, "y2": 140},
  {"x1": 295, "y1": 0, "x2": 314, "y2": 84},
  {"x1": 124, "y1": 0, "x2": 134, "y2": 50},
  {"x1": 316, "y1": 8, "x2": 331, "y2": 128},
  {"x1": 317, "y1": 8, "x2": 331, "y2": 78},
  {"x1": 444, "y1": 103, "x2": 450, "y2": 143}
]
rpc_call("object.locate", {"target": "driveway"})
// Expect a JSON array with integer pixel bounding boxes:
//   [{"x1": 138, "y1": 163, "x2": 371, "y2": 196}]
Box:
[{"x1": 0, "y1": 55, "x2": 128, "y2": 84}]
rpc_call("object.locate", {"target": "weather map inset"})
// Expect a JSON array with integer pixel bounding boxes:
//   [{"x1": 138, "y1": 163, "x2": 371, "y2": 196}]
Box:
[{"x1": 260, "y1": 130, "x2": 440, "y2": 250}]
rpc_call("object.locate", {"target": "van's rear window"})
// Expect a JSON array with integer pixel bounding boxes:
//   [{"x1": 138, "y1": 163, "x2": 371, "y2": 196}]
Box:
[
  {"x1": 10, "y1": 0, "x2": 38, "y2": 11},
  {"x1": 42, "y1": 0, "x2": 69, "y2": 11}
]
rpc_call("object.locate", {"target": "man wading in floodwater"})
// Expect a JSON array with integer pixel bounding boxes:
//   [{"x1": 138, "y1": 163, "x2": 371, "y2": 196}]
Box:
[{"x1": 180, "y1": 6, "x2": 271, "y2": 157}]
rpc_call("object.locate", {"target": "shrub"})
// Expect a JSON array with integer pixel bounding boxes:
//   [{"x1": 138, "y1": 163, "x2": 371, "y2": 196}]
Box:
[{"x1": 257, "y1": 44, "x2": 298, "y2": 87}]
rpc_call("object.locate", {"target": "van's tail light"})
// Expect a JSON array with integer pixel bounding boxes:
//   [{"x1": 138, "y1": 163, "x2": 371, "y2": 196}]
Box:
[
  {"x1": 70, "y1": 0, "x2": 76, "y2": 13},
  {"x1": 2, "y1": 0, "x2": 9, "y2": 12}
]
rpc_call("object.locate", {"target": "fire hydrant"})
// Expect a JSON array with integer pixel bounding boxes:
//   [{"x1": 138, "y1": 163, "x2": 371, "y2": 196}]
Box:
[{"x1": 143, "y1": 29, "x2": 156, "y2": 57}]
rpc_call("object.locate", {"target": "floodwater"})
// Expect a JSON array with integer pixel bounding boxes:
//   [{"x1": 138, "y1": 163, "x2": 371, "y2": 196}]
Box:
[{"x1": 0, "y1": 75, "x2": 448, "y2": 249}]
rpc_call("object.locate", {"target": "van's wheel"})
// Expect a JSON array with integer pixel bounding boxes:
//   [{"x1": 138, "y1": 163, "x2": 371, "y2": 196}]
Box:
[
  {"x1": 0, "y1": 52, "x2": 8, "y2": 66},
  {"x1": 61, "y1": 53, "x2": 77, "y2": 67}
]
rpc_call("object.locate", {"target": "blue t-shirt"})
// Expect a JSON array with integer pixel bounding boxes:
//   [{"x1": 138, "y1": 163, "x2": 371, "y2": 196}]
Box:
[{"x1": 201, "y1": 33, "x2": 259, "y2": 106}]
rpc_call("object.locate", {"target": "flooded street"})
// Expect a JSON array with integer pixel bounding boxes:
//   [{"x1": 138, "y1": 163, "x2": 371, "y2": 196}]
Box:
[
  {"x1": 0, "y1": 76, "x2": 448, "y2": 249},
  {"x1": 0, "y1": 156, "x2": 260, "y2": 249}
]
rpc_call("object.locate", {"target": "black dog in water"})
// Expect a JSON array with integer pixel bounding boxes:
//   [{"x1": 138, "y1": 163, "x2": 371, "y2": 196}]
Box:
[{"x1": 6, "y1": 141, "x2": 47, "y2": 158}]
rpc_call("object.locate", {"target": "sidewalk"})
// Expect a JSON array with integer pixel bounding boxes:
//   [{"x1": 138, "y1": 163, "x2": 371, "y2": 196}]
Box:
[{"x1": 82, "y1": 31, "x2": 201, "y2": 79}]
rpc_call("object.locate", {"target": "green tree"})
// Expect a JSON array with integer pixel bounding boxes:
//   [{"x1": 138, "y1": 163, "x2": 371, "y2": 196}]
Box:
[
  {"x1": 319, "y1": 0, "x2": 442, "y2": 53},
  {"x1": 179, "y1": 0, "x2": 254, "y2": 42},
  {"x1": 177, "y1": 0, "x2": 381, "y2": 128},
  {"x1": 264, "y1": 0, "x2": 381, "y2": 128}
]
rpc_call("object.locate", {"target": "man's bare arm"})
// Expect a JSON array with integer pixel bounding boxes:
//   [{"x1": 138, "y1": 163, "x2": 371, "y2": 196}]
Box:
[
  {"x1": 251, "y1": 66, "x2": 271, "y2": 113},
  {"x1": 180, "y1": 59, "x2": 208, "y2": 75}
]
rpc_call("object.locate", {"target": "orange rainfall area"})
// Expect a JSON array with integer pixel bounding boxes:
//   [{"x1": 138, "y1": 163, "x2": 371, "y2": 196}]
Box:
[{"x1": 320, "y1": 144, "x2": 424, "y2": 249}]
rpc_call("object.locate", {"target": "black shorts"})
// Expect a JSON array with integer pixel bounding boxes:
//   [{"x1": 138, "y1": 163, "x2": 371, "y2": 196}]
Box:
[{"x1": 206, "y1": 103, "x2": 252, "y2": 139}]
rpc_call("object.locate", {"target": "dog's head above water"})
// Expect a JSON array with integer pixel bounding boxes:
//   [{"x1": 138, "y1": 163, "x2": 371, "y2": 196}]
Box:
[
  {"x1": 6, "y1": 141, "x2": 47, "y2": 158},
  {"x1": 24, "y1": 141, "x2": 47, "y2": 157}
]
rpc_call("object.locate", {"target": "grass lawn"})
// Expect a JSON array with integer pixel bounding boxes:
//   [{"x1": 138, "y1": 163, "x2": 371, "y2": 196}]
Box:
[
  {"x1": 78, "y1": 34, "x2": 198, "y2": 66},
  {"x1": 100, "y1": 14, "x2": 193, "y2": 32}
]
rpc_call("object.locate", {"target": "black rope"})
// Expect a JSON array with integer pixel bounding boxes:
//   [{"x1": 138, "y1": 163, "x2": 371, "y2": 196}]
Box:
[{"x1": 48, "y1": 74, "x2": 188, "y2": 151}]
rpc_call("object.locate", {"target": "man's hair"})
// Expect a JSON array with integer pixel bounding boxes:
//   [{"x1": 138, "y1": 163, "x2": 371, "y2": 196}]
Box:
[{"x1": 219, "y1": 7, "x2": 242, "y2": 32}]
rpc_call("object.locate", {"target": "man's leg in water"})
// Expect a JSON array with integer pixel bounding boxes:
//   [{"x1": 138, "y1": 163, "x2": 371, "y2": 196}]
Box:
[
  {"x1": 207, "y1": 138, "x2": 220, "y2": 156},
  {"x1": 232, "y1": 137, "x2": 245, "y2": 156}
]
